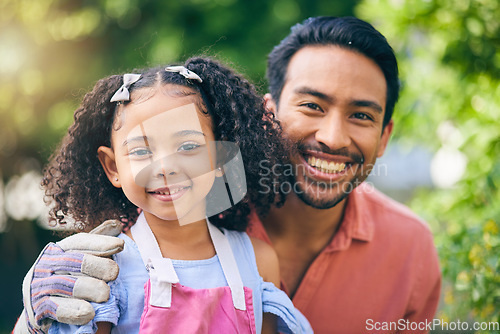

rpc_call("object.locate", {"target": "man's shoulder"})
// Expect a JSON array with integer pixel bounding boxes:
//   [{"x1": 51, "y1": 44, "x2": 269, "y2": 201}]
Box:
[{"x1": 353, "y1": 183, "x2": 432, "y2": 235}]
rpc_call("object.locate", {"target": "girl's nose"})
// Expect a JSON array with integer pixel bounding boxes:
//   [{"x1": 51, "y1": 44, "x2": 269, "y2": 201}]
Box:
[
  {"x1": 134, "y1": 155, "x2": 181, "y2": 187},
  {"x1": 153, "y1": 156, "x2": 180, "y2": 179}
]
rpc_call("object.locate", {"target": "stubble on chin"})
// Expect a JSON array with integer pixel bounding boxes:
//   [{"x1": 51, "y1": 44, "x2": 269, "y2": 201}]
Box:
[{"x1": 293, "y1": 175, "x2": 352, "y2": 209}]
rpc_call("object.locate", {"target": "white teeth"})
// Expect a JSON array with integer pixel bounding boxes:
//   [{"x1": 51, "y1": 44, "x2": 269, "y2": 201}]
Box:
[
  {"x1": 306, "y1": 156, "x2": 346, "y2": 174},
  {"x1": 155, "y1": 187, "x2": 183, "y2": 195},
  {"x1": 170, "y1": 188, "x2": 181, "y2": 195}
]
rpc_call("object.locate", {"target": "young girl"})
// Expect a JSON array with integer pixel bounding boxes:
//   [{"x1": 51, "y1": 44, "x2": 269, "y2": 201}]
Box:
[{"x1": 43, "y1": 57, "x2": 312, "y2": 333}]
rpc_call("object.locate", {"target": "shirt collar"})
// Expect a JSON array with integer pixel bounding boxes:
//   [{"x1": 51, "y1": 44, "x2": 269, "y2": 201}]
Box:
[
  {"x1": 323, "y1": 183, "x2": 375, "y2": 252},
  {"x1": 344, "y1": 183, "x2": 376, "y2": 241}
]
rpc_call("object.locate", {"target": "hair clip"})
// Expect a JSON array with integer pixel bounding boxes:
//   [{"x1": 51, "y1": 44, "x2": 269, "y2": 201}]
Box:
[
  {"x1": 165, "y1": 66, "x2": 203, "y2": 83},
  {"x1": 110, "y1": 73, "x2": 141, "y2": 103}
]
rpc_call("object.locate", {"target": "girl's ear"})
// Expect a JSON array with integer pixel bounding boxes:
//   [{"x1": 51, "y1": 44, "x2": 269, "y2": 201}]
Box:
[
  {"x1": 98, "y1": 146, "x2": 122, "y2": 188},
  {"x1": 215, "y1": 167, "x2": 224, "y2": 178}
]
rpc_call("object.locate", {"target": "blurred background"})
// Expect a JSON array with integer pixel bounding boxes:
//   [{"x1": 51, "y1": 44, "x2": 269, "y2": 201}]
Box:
[{"x1": 0, "y1": 0, "x2": 498, "y2": 332}]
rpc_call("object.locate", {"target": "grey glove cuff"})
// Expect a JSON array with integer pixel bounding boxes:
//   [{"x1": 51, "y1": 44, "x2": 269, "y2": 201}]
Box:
[
  {"x1": 13, "y1": 311, "x2": 30, "y2": 334},
  {"x1": 22, "y1": 245, "x2": 51, "y2": 333},
  {"x1": 88, "y1": 219, "x2": 122, "y2": 236}
]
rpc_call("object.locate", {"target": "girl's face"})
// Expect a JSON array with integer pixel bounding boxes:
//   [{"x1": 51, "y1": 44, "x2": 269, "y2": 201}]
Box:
[{"x1": 98, "y1": 84, "x2": 220, "y2": 225}]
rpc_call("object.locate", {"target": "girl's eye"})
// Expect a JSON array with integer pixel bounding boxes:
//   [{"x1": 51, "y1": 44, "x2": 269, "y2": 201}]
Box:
[
  {"x1": 178, "y1": 142, "x2": 200, "y2": 152},
  {"x1": 129, "y1": 148, "x2": 153, "y2": 157}
]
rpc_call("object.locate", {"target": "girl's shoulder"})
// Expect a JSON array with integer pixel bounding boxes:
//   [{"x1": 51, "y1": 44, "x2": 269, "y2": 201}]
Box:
[
  {"x1": 113, "y1": 233, "x2": 146, "y2": 273},
  {"x1": 222, "y1": 229, "x2": 279, "y2": 287},
  {"x1": 249, "y1": 237, "x2": 280, "y2": 286}
]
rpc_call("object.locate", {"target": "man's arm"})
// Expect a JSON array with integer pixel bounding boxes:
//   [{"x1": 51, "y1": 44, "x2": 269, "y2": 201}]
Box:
[
  {"x1": 13, "y1": 220, "x2": 125, "y2": 334},
  {"x1": 402, "y1": 227, "x2": 442, "y2": 334}
]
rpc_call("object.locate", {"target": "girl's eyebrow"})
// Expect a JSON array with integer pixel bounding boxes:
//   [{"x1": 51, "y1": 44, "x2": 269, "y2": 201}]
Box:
[
  {"x1": 123, "y1": 130, "x2": 205, "y2": 146},
  {"x1": 123, "y1": 136, "x2": 149, "y2": 147},
  {"x1": 173, "y1": 130, "x2": 206, "y2": 138}
]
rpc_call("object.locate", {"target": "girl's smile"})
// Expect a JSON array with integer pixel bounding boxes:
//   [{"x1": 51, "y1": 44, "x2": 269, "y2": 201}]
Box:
[{"x1": 146, "y1": 185, "x2": 191, "y2": 202}]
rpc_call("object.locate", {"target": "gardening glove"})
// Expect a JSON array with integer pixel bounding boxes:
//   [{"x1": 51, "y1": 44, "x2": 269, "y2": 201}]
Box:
[{"x1": 13, "y1": 220, "x2": 125, "y2": 334}]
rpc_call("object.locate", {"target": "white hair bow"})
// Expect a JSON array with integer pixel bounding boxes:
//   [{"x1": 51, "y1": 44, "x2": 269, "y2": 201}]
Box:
[
  {"x1": 110, "y1": 73, "x2": 141, "y2": 103},
  {"x1": 165, "y1": 66, "x2": 203, "y2": 83}
]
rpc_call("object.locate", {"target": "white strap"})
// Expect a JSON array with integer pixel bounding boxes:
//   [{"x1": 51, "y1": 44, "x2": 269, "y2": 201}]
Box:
[
  {"x1": 148, "y1": 257, "x2": 179, "y2": 283},
  {"x1": 148, "y1": 260, "x2": 175, "y2": 307},
  {"x1": 131, "y1": 213, "x2": 245, "y2": 310},
  {"x1": 207, "y1": 222, "x2": 246, "y2": 310},
  {"x1": 131, "y1": 213, "x2": 179, "y2": 308},
  {"x1": 130, "y1": 213, "x2": 163, "y2": 264}
]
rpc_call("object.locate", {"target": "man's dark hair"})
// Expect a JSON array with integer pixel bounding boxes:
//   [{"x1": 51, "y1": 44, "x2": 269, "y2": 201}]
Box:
[{"x1": 267, "y1": 16, "x2": 400, "y2": 127}]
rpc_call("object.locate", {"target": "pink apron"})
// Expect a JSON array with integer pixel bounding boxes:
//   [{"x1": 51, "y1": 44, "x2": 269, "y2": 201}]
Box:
[{"x1": 130, "y1": 216, "x2": 257, "y2": 334}]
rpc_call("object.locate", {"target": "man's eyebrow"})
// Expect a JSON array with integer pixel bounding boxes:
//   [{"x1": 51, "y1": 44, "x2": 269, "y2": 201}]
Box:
[
  {"x1": 294, "y1": 87, "x2": 383, "y2": 113},
  {"x1": 349, "y1": 100, "x2": 383, "y2": 113},
  {"x1": 294, "y1": 87, "x2": 334, "y2": 103}
]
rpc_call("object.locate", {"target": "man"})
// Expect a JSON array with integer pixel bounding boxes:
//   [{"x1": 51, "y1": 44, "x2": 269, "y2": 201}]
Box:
[
  {"x1": 15, "y1": 16, "x2": 441, "y2": 334},
  {"x1": 247, "y1": 16, "x2": 441, "y2": 333}
]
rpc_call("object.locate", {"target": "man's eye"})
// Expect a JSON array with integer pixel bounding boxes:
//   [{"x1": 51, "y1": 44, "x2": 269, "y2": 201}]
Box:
[
  {"x1": 300, "y1": 103, "x2": 323, "y2": 112},
  {"x1": 178, "y1": 143, "x2": 200, "y2": 152},
  {"x1": 352, "y1": 112, "x2": 373, "y2": 121}
]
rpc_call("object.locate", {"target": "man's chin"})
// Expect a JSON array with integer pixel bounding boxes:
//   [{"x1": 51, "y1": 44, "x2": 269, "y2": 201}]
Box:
[
  {"x1": 295, "y1": 187, "x2": 349, "y2": 209},
  {"x1": 291, "y1": 169, "x2": 372, "y2": 209},
  {"x1": 286, "y1": 160, "x2": 368, "y2": 209}
]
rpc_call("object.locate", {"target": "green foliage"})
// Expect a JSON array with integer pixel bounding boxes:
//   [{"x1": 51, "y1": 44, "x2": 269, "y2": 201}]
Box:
[
  {"x1": 0, "y1": 0, "x2": 359, "y2": 173},
  {"x1": 357, "y1": 0, "x2": 500, "y2": 331}
]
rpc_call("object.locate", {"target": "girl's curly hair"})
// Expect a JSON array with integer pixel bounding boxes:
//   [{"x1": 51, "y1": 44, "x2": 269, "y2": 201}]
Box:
[{"x1": 43, "y1": 57, "x2": 289, "y2": 232}]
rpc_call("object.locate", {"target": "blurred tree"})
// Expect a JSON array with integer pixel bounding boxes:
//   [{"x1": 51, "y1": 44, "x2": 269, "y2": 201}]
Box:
[
  {"x1": 0, "y1": 0, "x2": 360, "y2": 331},
  {"x1": 0, "y1": 0, "x2": 360, "y2": 172},
  {"x1": 357, "y1": 0, "x2": 500, "y2": 332}
]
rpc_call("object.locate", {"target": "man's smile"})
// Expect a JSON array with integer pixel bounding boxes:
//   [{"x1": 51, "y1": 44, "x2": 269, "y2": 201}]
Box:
[
  {"x1": 294, "y1": 145, "x2": 364, "y2": 182},
  {"x1": 305, "y1": 155, "x2": 347, "y2": 174}
]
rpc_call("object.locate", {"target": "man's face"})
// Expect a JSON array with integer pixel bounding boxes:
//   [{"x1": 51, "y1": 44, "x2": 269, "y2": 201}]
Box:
[{"x1": 267, "y1": 45, "x2": 393, "y2": 209}]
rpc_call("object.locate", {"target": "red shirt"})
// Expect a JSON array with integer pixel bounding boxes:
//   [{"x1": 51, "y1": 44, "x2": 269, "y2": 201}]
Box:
[{"x1": 247, "y1": 183, "x2": 441, "y2": 334}]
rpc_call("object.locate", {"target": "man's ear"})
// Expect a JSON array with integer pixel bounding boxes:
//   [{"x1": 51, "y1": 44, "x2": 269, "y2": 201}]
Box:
[
  {"x1": 97, "y1": 146, "x2": 122, "y2": 188},
  {"x1": 377, "y1": 120, "x2": 394, "y2": 158},
  {"x1": 263, "y1": 93, "x2": 277, "y2": 115}
]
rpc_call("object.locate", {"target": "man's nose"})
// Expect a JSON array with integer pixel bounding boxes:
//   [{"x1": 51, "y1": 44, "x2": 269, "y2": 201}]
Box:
[{"x1": 314, "y1": 112, "x2": 351, "y2": 150}]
